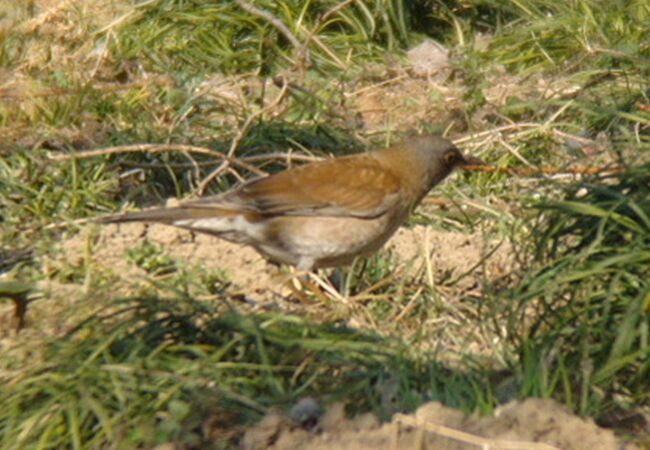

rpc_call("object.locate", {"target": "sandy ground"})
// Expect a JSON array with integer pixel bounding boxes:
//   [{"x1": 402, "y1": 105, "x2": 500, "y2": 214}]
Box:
[
  {"x1": 2, "y1": 215, "x2": 515, "y2": 346},
  {"x1": 238, "y1": 398, "x2": 632, "y2": 450},
  {"x1": 50, "y1": 219, "x2": 513, "y2": 301}
]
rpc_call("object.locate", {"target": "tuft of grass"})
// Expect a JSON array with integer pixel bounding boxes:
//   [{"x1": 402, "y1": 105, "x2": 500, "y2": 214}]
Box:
[
  {"x1": 503, "y1": 163, "x2": 650, "y2": 417},
  {"x1": 127, "y1": 239, "x2": 178, "y2": 276},
  {"x1": 112, "y1": 0, "x2": 416, "y2": 76},
  {"x1": 0, "y1": 151, "x2": 119, "y2": 244},
  {"x1": 479, "y1": 0, "x2": 649, "y2": 147}
]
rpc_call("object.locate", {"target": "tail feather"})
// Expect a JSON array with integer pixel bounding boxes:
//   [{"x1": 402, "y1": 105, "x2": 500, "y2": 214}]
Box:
[{"x1": 95, "y1": 206, "x2": 235, "y2": 225}]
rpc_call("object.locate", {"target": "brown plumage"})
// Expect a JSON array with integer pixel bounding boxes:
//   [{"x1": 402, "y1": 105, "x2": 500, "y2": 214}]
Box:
[{"x1": 98, "y1": 134, "x2": 479, "y2": 270}]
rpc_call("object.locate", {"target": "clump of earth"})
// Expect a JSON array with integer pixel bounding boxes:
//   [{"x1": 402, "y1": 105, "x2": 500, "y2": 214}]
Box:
[{"x1": 238, "y1": 398, "x2": 634, "y2": 450}]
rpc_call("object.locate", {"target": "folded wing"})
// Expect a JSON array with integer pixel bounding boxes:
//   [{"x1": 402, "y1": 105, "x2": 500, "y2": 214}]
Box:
[{"x1": 186, "y1": 155, "x2": 402, "y2": 219}]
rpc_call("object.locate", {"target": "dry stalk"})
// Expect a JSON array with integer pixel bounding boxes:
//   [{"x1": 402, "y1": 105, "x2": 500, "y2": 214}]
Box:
[
  {"x1": 47, "y1": 126, "x2": 622, "y2": 193},
  {"x1": 46, "y1": 144, "x2": 267, "y2": 179},
  {"x1": 344, "y1": 74, "x2": 409, "y2": 98},
  {"x1": 196, "y1": 77, "x2": 289, "y2": 194},
  {"x1": 452, "y1": 123, "x2": 541, "y2": 146},
  {"x1": 298, "y1": 0, "x2": 358, "y2": 70},
  {"x1": 394, "y1": 414, "x2": 562, "y2": 450}
]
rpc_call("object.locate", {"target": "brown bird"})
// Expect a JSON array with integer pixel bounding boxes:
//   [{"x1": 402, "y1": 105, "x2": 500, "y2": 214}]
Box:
[{"x1": 99, "y1": 135, "x2": 478, "y2": 271}]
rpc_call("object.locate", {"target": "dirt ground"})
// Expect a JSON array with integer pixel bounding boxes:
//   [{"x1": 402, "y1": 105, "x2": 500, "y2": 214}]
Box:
[
  {"x1": 237, "y1": 397, "x2": 632, "y2": 450},
  {"x1": 52, "y1": 213, "x2": 513, "y2": 299}
]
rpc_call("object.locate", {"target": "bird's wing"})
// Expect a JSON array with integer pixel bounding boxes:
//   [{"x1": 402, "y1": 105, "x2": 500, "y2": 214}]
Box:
[{"x1": 186, "y1": 156, "x2": 403, "y2": 219}]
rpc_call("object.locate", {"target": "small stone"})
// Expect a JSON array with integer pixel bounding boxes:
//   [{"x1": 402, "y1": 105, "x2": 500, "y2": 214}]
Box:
[
  {"x1": 289, "y1": 397, "x2": 322, "y2": 426},
  {"x1": 407, "y1": 39, "x2": 450, "y2": 77}
]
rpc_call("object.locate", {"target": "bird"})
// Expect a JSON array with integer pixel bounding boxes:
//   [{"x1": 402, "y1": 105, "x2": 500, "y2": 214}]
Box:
[{"x1": 98, "y1": 134, "x2": 480, "y2": 271}]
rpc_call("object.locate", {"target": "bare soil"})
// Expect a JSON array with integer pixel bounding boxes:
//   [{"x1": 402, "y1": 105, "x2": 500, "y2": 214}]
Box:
[
  {"x1": 38, "y1": 216, "x2": 514, "y2": 315},
  {"x1": 2, "y1": 216, "x2": 513, "y2": 338},
  {"x1": 240, "y1": 398, "x2": 633, "y2": 450}
]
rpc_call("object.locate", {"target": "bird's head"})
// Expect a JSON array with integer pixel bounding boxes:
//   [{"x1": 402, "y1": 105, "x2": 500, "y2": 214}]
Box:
[{"x1": 405, "y1": 134, "x2": 482, "y2": 189}]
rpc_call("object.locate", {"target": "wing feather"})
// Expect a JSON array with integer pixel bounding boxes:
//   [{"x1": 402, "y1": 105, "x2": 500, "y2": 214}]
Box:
[{"x1": 185, "y1": 155, "x2": 402, "y2": 219}]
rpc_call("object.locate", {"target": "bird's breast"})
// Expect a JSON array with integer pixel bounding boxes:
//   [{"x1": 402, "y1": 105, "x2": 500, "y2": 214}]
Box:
[{"x1": 261, "y1": 208, "x2": 409, "y2": 268}]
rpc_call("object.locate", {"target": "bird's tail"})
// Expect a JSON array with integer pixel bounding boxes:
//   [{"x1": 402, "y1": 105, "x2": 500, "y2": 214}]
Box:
[
  {"x1": 95, "y1": 205, "x2": 236, "y2": 225},
  {"x1": 95, "y1": 208, "x2": 177, "y2": 224}
]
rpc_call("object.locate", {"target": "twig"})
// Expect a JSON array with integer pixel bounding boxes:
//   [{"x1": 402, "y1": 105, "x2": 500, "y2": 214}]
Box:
[
  {"x1": 196, "y1": 77, "x2": 289, "y2": 194},
  {"x1": 46, "y1": 143, "x2": 324, "y2": 185},
  {"x1": 227, "y1": 166, "x2": 246, "y2": 184},
  {"x1": 393, "y1": 287, "x2": 423, "y2": 323},
  {"x1": 47, "y1": 142, "x2": 621, "y2": 182},
  {"x1": 94, "y1": 0, "x2": 159, "y2": 35},
  {"x1": 455, "y1": 120, "x2": 606, "y2": 155},
  {"x1": 46, "y1": 144, "x2": 267, "y2": 177},
  {"x1": 270, "y1": 76, "x2": 351, "y2": 123},
  {"x1": 319, "y1": 0, "x2": 358, "y2": 25},
  {"x1": 243, "y1": 152, "x2": 321, "y2": 164},
  {"x1": 551, "y1": 129, "x2": 595, "y2": 146},
  {"x1": 47, "y1": 143, "x2": 222, "y2": 161},
  {"x1": 498, "y1": 137, "x2": 535, "y2": 168},
  {"x1": 299, "y1": 24, "x2": 347, "y2": 69},
  {"x1": 453, "y1": 123, "x2": 541, "y2": 147},
  {"x1": 307, "y1": 272, "x2": 348, "y2": 304},
  {"x1": 43, "y1": 217, "x2": 92, "y2": 230},
  {"x1": 544, "y1": 99, "x2": 574, "y2": 126},
  {"x1": 90, "y1": 31, "x2": 112, "y2": 79},
  {"x1": 344, "y1": 74, "x2": 409, "y2": 98}
]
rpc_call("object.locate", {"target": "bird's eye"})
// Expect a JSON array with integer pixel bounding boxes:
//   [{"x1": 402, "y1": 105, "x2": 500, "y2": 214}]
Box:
[{"x1": 443, "y1": 150, "x2": 458, "y2": 165}]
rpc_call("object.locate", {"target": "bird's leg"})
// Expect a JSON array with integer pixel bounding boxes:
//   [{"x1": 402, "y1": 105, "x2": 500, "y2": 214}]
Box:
[
  {"x1": 327, "y1": 269, "x2": 346, "y2": 295},
  {"x1": 327, "y1": 257, "x2": 366, "y2": 297}
]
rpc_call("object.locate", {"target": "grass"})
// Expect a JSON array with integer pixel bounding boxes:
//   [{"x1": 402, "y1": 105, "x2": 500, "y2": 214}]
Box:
[
  {"x1": 1, "y1": 0, "x2": 649, "y2": 448},
  {"x1": 506, "y1": 165, "x2": 650, "y2": 416},
  {"x1": 0, "y1": 293, "x2": 496, "y2": 449}
]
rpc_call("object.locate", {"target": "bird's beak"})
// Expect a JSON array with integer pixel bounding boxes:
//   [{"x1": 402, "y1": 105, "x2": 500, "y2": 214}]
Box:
[{"x1": 458, "y1": 154, "x2": 485, "y2": 168}]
